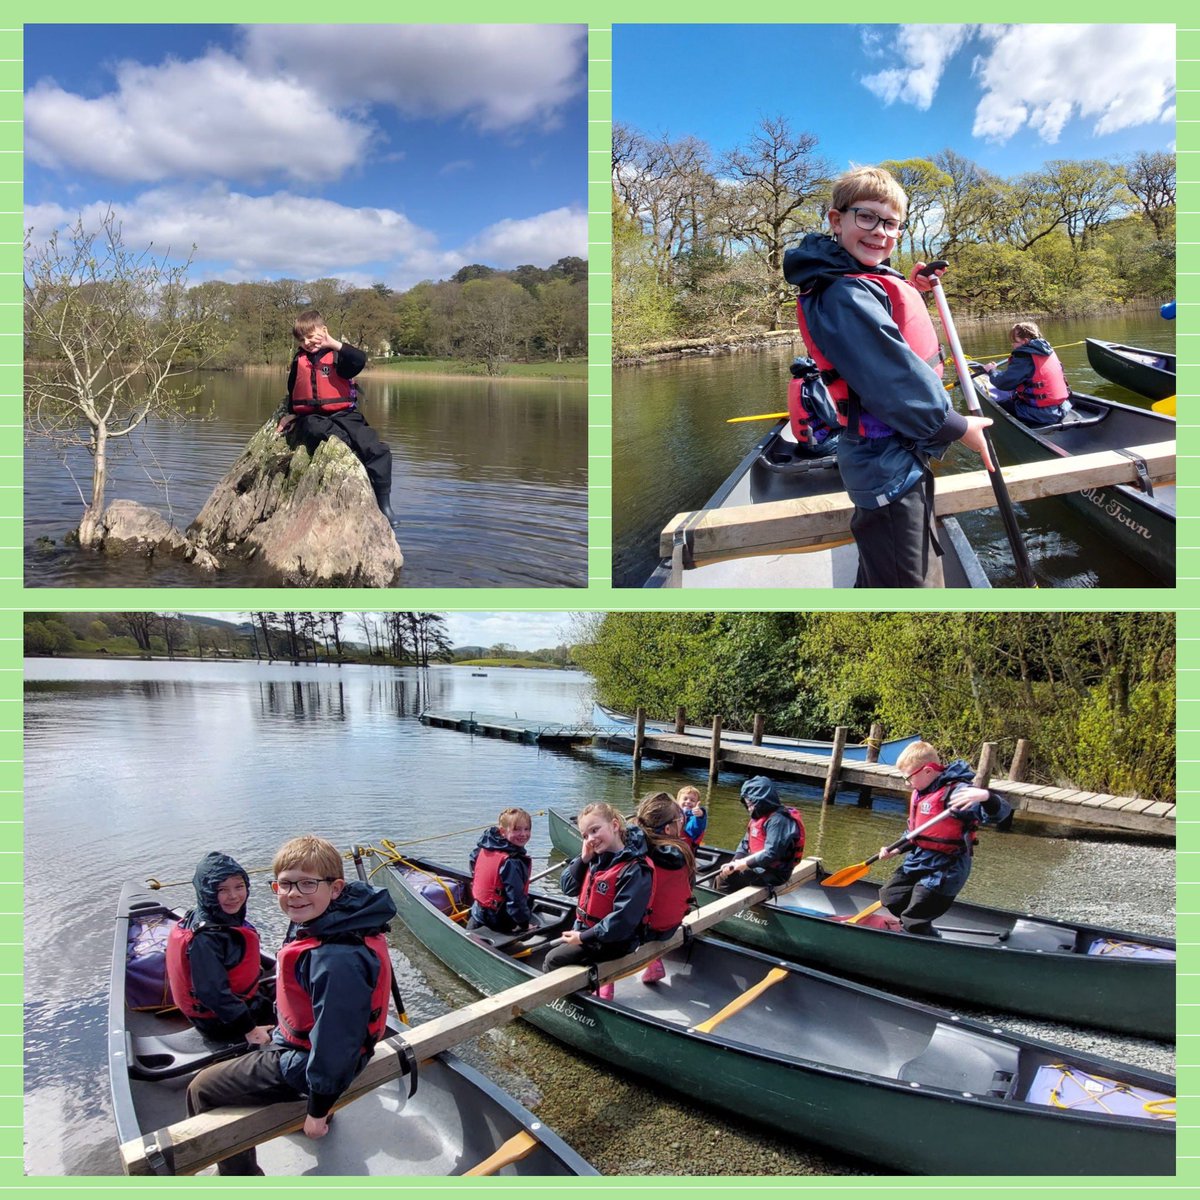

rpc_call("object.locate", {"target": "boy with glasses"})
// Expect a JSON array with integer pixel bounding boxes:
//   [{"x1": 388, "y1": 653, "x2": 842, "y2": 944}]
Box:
[
  {"x1": 715, "y1": 776, "x2": 805, "y2": 893},
  {"x1": 185, "y1": 835, "x2": 397, "y2": 1174},
  {"x1": 878, "y1": 742, "x2": 1012, "y2": 935},
  {"x1": 783, "y1": 166, "x2": 994, "y2": 587}
]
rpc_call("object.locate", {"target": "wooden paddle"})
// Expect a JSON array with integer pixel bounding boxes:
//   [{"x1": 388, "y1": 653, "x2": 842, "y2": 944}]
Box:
[
  {"x1": 1152, "y1": 395, "x2": 1175, "y2": 417},
  {"x1": 844, "y1": 900, "x2": 883, "y2": 925},
  {"x1": 463, "y1": 1130, "x2": 539, "y2": 1176},
  {"x1": 927, "y1": 267, "x2": 1038, "y2": 589},
  {"x1": 690, "y1": 966, "x2": 788, "y2": 1033},
  {"x1": 821, "y1": 807, "x2": 973, "y2": 889},
  {"x1": 726, "y1": 410, "x2": 787, "y2": 424}
]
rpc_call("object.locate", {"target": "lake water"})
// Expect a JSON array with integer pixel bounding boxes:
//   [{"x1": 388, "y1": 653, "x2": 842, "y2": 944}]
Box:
[
  {"x1": 24, "y1": 371, "x2": 587, "y2": 588},
  {"x1": 23, "y1": 658, "x2": 1175, "y2": 1175},
  {"x1": 614, "y1": 309, "x2": 1174, "y2": 588}
]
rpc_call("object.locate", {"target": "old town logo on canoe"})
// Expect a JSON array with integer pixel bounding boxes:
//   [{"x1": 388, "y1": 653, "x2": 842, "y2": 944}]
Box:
[
  {"x1": 1079, "y1": 489, "x2": 1153, "y2": 540},
  {"x1": 548, "y1": 997, "x2": 597, "y2": 1027}
]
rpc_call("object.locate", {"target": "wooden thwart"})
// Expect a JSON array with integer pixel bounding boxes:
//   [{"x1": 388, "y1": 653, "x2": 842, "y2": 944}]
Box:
[
  {"x1": 690, "y1": 966, "x2": 789, "y2": 1033},
  {"x1": 658, "y1": 442, "x2": 1174, "y2": 564},
  {"x1": 121, "y1": 859, "x2": 819, "y2": 1176}
]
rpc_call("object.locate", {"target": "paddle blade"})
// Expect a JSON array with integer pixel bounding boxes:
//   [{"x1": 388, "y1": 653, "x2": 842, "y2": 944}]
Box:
[
  {"x1": 463, "y1": 1130, "x2": 539, "y2": 1176},
  {"x1": 1153, "y1": 395, "x2": 1175, "y2": 416},
  {"x1": 726, "y1": 411, "x2": 788, "y2": 424},
  {"x1": 820, "y1": 860, "x2": 873, "y2": 888}
]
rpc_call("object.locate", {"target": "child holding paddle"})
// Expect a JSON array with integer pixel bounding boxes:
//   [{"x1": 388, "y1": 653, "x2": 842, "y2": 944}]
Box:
[
  {"x1": 631, "y1": 792, "x2": 696, "y2": 985},
  {"x1": 467, "y1": 807, "x2": 534, "y2": 934},
  {"x1": 782, "y1": 166, "x2": 994, "y2": 587},
  {"x1": 878, "y1": 742, "x2": 1013, "y2": 936},
  {"x1": 185, "y1": 835, "x2": 397, "y2": 1175},
  {"x1": 542, "y1": 802, "x2": 651, "y2": 1000},
  {"x1": 165, "y1": 851, "x2": 274, "y2": 1045},
  {"x1": 276, "y1": 309, "x2": 398, "y2": 528},
  {"x1": 981, "y1": 321, "x2": 1071, "y2": 427},
  {"x1": 716, "y1": 776, "x2": 805, "y2": 893}
]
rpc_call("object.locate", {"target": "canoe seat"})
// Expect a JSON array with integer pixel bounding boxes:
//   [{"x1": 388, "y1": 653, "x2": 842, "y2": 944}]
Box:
[
  {"x1": 127, "y1": 1026, "x2": 251, "y2": 1081},
  {"x1": 897, "y1": 1022, "x2": 1020, "y2": 1098}
]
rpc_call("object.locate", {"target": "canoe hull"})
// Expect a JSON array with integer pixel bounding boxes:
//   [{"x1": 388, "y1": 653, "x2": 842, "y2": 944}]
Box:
[
  {"x1": 374, "y1": 852, "x2": 1173, "y2": 1175},
  {"x1": 548, "y1": 808, "x2": 1174, "y2": 1037},
  {"x1": 972, "y1": 378, "x2": 1175, "y2": 583},
  {"x1": 1085, "y1": 338, "x2": 1176, "y2": 402}
]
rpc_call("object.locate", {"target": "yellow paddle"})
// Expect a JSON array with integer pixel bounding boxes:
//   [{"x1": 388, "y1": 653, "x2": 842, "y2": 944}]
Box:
[
  {"x1": 690, "y1": 966, "x2": 789, "y2": 1034},
  {"x1": 463, "y1": 1130, "x2": 539, "y2": 1176},
  {"x1": 844, "y1": 900, "x2": 884, "y2": 925},
  {"x1": 727, "y1": 410, "x2": 788, "y2": 424},
  {"x1": 1152, "y1": 395, "x2": 1175, "y2": 417}
]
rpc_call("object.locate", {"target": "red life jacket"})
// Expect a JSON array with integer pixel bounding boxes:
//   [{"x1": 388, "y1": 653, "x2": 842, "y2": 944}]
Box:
[
  {"x1": 747, "y1": 807, "x2": 807, "y2": 868},
  {"x1": 275, "y1": 932, "x2": 391, "y2": 1054},
  {"x1": 164, "y1": 921, "x2": 261, "y2": 1020},
  {"x1": 577, "y1": 857, "x2": 644, "y2": 930},
  {"x1": 796, "y1": 274, "x2": 943, "y2": 438},
  {"x1": 643, "y1": 861, "x2": 693, "y2": 933},
  {"x1": 472, "y1": 846, "x2": 528, "y2": 913},
  {"x1": 290, "y1": 349, "x2": 357, "y2": 416},
  {"x1": 1017, "y1": 350, "x2": 1070, "y2": 408},
  {"x1": 908, "y1": 784, "x2": 978, "y2": 855}
]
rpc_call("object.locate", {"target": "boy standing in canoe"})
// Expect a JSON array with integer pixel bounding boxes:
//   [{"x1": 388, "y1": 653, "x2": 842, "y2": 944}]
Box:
[
  {"x1": 782, "y1": 166, "x2": 994, "y2": 587},
  {"x1": 880, "y1": 742, "x2": 1012, "y2": 935},
  {"x1": 276, "y1": 309, "x2": 399, "y2": 529},
  {"x1": 185, "y1": 835, "x2": 397, "y2": 1175}
]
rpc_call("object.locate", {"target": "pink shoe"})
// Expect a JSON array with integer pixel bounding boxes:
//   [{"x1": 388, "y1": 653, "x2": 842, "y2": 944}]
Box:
[
  {"x1": 640, "y1": 958, "x2": 666, "y2": 984},
  {"x1": 596, "y1": 983, "x2": 615, "y2": 1000}
]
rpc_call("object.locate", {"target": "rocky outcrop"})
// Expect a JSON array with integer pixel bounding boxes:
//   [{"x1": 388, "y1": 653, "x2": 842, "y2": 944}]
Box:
[
  {"x1": 186, "y1": 422, "x2": 403, "y2": 587},
  {"x1": 91, "y1": 499, "x2": 189, "y2": 557}
]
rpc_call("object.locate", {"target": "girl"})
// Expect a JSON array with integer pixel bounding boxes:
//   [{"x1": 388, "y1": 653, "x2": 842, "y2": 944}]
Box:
[
  {"x1": 632, "y1": 791, "x2": 696, "y2": 985},
  {"x1": 542, "y1": 802, "x2": 651, "y2": 999}
]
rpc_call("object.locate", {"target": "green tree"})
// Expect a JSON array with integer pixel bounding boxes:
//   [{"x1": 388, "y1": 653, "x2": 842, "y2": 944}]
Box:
[{"x1": 455, "y1": 277, "x2": 536, "y2": 374}]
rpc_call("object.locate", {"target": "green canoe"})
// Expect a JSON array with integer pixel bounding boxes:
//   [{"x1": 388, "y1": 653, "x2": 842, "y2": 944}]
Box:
[
  {"x1": 366, "y1": 848, "x2": 1174, "y2": 1176},
  {"x1": 548, "y1": 807, "x2": 1175, "y2": 1038}
]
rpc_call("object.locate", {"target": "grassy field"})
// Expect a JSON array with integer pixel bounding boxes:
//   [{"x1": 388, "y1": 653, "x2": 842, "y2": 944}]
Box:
[
  {"x1": 453, "y1": 658, "x2": 564, "y2": 669},
  {"x1": 367, "y1": 357, "x2": 587, "y2": 381}
]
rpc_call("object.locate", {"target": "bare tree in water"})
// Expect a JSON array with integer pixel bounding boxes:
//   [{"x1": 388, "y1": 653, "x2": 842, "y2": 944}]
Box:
[{"x1": 24, "y1": 211, "x2": 220, "y2": 547}]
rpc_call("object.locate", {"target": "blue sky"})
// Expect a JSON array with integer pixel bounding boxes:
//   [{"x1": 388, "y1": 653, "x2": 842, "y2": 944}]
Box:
[
  {"x1": 25, "y1": 24, "x2": 587, "y2": 291},
  {"x1": 615, "y1": 25, "x2": 1175, "y2": 178}
]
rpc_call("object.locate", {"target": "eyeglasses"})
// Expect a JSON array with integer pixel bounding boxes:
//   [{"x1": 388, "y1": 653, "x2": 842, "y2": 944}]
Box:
[
  {"x1": 842, "y1": 207, "x2": 907, "y2": 236},
  {"x1": 904, "y1": 764, "x2": 939, "y2": 785},
  {"x1": 271, "y1": 877, "x2": 336, "y2": 895}
]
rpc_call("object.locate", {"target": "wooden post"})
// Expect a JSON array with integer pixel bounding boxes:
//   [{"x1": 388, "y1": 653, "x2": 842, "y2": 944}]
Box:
[
  {"x1": 1009, "y1": 738, "x2": 1030, "y2": 783},
  {"x1": 821, "y1": 726, "x2": 848, "y2": 807},
  {"x1": 708, "y1": 714, "x2": 723, "y2": 784},
  {"x1": 121, "y1": 859, "x2": 820, "y2": 1177},
  {"x1": 975, "y1": 741, "x2": 997, "y2": 787},
  {"x1": 675, "y1": 706, "x2": 686, "y2": 735},
  {"x1": 857, "y1": 722, "x2": 884, "y2": 807},
  {"x1": 634, "y1": 706, "x2": 646, "y2": 769},
  {"x1": 752, "y1": 713, "x2": 765, "y2": 746}
]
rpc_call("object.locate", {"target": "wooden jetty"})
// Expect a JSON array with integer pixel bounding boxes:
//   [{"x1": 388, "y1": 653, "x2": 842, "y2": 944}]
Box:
[{"x1": 420, "y1": 709, "x2": 603, "y2": 746}]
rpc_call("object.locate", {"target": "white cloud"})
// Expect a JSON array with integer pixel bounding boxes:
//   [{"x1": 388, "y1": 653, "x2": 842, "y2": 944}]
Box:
[
  {"x1": 239, "y1": 24, "x2": 585, "y2": 131},
  {"x1": 25, "y1": 52, "x2": 369, "y2": 184},
  {"x1": 861, "y1": 25, "x2": 976, "y2": 110},
  {"x1": 441, "y1": 612, "x2": 580, "y2": 651},
  {"x1": 460, "y1": 206, "x2": 587, "y2": 268},
  {"x1": 972, "y1": 25, "x2": 1175, "y2": 143}
]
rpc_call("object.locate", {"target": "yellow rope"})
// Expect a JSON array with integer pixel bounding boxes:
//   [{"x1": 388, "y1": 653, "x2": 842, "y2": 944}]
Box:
[
  {"x1": 359, "y1": 842, "x2": 471, "y2": 923},
  {"x1": 1046, "y1": 1065, "x2": 1175, "y2": 1120}
]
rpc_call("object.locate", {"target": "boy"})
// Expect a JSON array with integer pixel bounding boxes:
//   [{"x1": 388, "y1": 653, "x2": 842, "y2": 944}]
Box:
[
  {"x1": 982, "y1": 321, "x2": 1071, "y2": 426},
  {"x1": 276, "y1": 309, "x2": 398, "y2": 528},
  {"x1": 165, "y1": 851, "x2": 273, "y2": 1045},
  {"x1": 676, "y1": 785, "x2": 707, "y2": 849},
  {"x1": 782, "y1": 166, "x2": 994, "y2": 587},
  {"x1": 186, "y1": 835, "x2": 397, "y2": 1175},
  {"x1": 715, "y1": 776, "x2": 805, "y2": 893},
  {"x1": 880, "y1": 742, "x2": 1013, "y2": 936},
  {"x1": 468, "y1": 807, "x2": 534, "y2": 933}
]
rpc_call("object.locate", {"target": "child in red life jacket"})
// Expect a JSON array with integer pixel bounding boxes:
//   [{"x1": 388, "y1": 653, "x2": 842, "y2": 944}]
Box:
[
  {"x1": 716, "y1": 776, "x2": 806, "y2": 893},
  {"x1": 782, "y1": 166, "x2": 994, "y2": 588},
  {"x1": 165, "y1": 851, "x2": 273, "y2": 1046},
  {"x1": 467, "y1": 807, "x2": 534, "y2": 934},
  {"x1": 879, "y1": 742, "x2": 1013, "y2": 936},
  {"x1": 676, "y1": 784, "x2": 708, "y2": 850},
  {"x1": 276, "y1": 309, "x2": 398, "y2": 529},
  {"x1": 632, "y1": 791, "x2": 696, "y2": 986},
  {"x1": 982, "y1": 321, "x2": 1072, "y2": 427},
  {"x1": 186, "y1": 835, "x2": 397, "y2": 1175},
  {"x1": 543, "y1": 802, "x2": 652, "y2": 1000}
]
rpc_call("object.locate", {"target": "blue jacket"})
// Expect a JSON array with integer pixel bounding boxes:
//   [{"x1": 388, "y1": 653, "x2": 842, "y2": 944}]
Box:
[
  {"x1": 559, "y1": 830, "x2": 652, "y2": 951},
  {"x1": 469, "y1": 826, "x2": 532, "y2": 929},
  {"x1": 272, "y1": 880, "x2": 397, "y2": 1116},
  {"x1": 783, "y1": 234, "x2": 968, "y2": 507},
  {"x1": 896, "y1": 759, "x2": 1014, "y2": 895},
  {"x1": 988, "y1": 338, "x2": 1068, "y2": 426},
  {"x1": 177, "y1": 852, "x2": 259, "y2": 1036}
]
